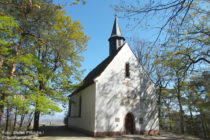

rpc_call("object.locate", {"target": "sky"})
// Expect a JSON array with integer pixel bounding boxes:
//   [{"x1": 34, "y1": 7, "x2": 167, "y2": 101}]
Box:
[
  {"x1": 58, "y1": 0, "x2": 158, "y2": 76},
  {"x1": 64, "y1": 0, "x2": 126, "y2": 76},
  {"x1": 53, "y1": 0, "x2": 160, "y2": 77}
]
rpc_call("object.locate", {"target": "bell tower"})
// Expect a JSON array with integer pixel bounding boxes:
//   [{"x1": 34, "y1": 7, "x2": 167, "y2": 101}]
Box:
[{"x1": 108, "y1": 16, "x2": 125, "y2": 56}]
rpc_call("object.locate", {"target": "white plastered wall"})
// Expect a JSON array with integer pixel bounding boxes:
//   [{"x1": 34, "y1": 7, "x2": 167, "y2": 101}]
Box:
[
  {"x1": 68, "y1": 83, "x2": 96, "y2": 132},
  {"x1": 95, "y1": 43, "x2": 159, "y2": 133}
]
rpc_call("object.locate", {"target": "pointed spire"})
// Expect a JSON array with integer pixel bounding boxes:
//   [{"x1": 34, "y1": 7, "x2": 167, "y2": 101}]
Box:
[
  {"x1": 110, "y1": 15, "x2": 123, "y2": 37},
  {"x1": 108, "y1": 16, "x2": 125, "y2": 56}
]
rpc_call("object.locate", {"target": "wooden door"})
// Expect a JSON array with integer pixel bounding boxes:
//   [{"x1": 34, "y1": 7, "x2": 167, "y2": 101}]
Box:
[{"x1": 125, "y1": 113, "x2": 135, "y2": 134}]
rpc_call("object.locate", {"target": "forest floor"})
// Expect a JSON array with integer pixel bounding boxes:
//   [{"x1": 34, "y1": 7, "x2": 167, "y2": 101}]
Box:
[{"x1": 38, "y1": 126, "x2": 202, "y2": 140}]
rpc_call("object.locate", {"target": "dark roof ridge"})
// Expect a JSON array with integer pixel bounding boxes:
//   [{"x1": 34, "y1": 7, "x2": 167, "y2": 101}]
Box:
[{"x1": 69, "y1": 43, "x2": 126, "y2": 97}]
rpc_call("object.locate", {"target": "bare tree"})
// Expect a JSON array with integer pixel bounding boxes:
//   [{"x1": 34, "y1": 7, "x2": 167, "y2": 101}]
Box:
[
  {"x1": 114, "y1": 0, "x2": 209, "y2": 64},
  {"x1": 114, "y1": 0, "x2": 197, "y2": 42},
  {"x1": 131, "y1": 37, "x2": 170, "y2": 128}
]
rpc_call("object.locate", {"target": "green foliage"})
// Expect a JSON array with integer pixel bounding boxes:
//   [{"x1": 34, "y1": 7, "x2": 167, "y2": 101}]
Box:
[
  {"x1": 0, "y1": 0, "x2": 88, "y2": 130},
  {"x1": 30, "y1": 93, "x2": 62, "y2": 114}
]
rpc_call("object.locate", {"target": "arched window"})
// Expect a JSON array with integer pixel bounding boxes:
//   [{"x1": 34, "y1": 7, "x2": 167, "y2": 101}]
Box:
[{"x1": 125, "y1": 63, "x2": 130, "y2": 78}]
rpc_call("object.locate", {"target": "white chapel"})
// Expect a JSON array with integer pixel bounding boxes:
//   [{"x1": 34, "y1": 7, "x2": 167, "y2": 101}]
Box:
[{"x1": 68, "y1": 17, "x2": 159, "y2": 136}]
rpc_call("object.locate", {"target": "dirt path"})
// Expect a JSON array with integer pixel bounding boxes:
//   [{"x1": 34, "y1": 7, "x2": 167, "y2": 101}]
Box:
[{"x1": 38, "y1": 126, "x2": 201, "y2": 140}]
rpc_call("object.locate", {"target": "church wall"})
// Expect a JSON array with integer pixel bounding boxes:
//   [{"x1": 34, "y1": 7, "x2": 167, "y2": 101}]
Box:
[
  {"x1": 70, "y1": 95, "x2": 81, "y2": 117},
  {"x1": 94, "y1": 43, "x2": 159, "y2": 134},
  {"x1": 68, "y1": 83, "x2": 96, "y2": 132}
]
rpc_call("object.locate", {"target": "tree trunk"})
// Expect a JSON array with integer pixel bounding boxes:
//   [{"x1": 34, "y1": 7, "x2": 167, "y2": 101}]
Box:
[
  {"x1": 12, "y1": 108, "x2": 18, "y2": 132},
  {"x1": 177, "y1": 79, "x2": 184, "y2": 134},
  {"x1": 168, "y1": 113, "x2": 172, "y2": 131},
  {"x1": 27, "y1": 113, "x2": 33, "y2": 130},
  {"x1": 200, "y1": 113, "x2": 207, "y2": 139},
  {"x1": 33, "y1": 81, "x2": 41, "y2": 131},
  {"x1": 19, "y1": 114, "x2": 25, "y2": 129},
  {"x1": 5, "y1": 107, "x2": 10, "y2": 132},
  {"x1": 33, "y1": 80, "x2": 44, "y2": 131},
  {"x1": 188, "y1": 104, "x2": 195, "y2": 134},
  {"x1": 177, "y1": 94, "x2": 184, "y2": 134},
  {"x1": 33, "y1": 110, "x2": 40, "y2": 131},
  {"x1": 0, "y1": 94, "x2": 5, "y2": 127},
  {"x1": 166, "y1": 103, "x2": 172, "y2": 131},
  {"x1": 158, "y1": 85, "x2": 162, "y2": 128},
  {"x1": 9, "y1": 47, "x2": 18, "y2": 77},
  {"x1": 0, "y1": 59, "x2": 3, "y2": 127}
]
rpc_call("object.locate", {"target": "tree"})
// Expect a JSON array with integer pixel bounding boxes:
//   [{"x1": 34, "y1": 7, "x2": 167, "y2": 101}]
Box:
[
  {"x1": 114, "y1": 0, "x2": 209, "y2": 65},
  {"x1": 0, "y1": 0, "x2": 87, "y2": 131},
  {"x1": 155, "y1": 50, "x2": 192, "y2": 133},
  {"x1": 188, "y1": 73, "x2": 210, "y2": 138},
  {"x1": 0, "y1": 10, "x2": 20, "y2": 127},
  {"x1": 114, "y1": 0, "x2": 208, "y2": 41},
  {"x1": 0, "y1": 0, "x2": 57, "y2": 131},
  {"x1": 167, "y1": 1, "x2": 210, "y2": 66},
  {"x1": 132, "y1": 37, "x2": 170, "y2": 128},
  {"x1": 31, "y1": 9, "x2": 87, "y2": 130},
  {"x1": 118, "y1": 1, "x2": 209, "y2": 136}
]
